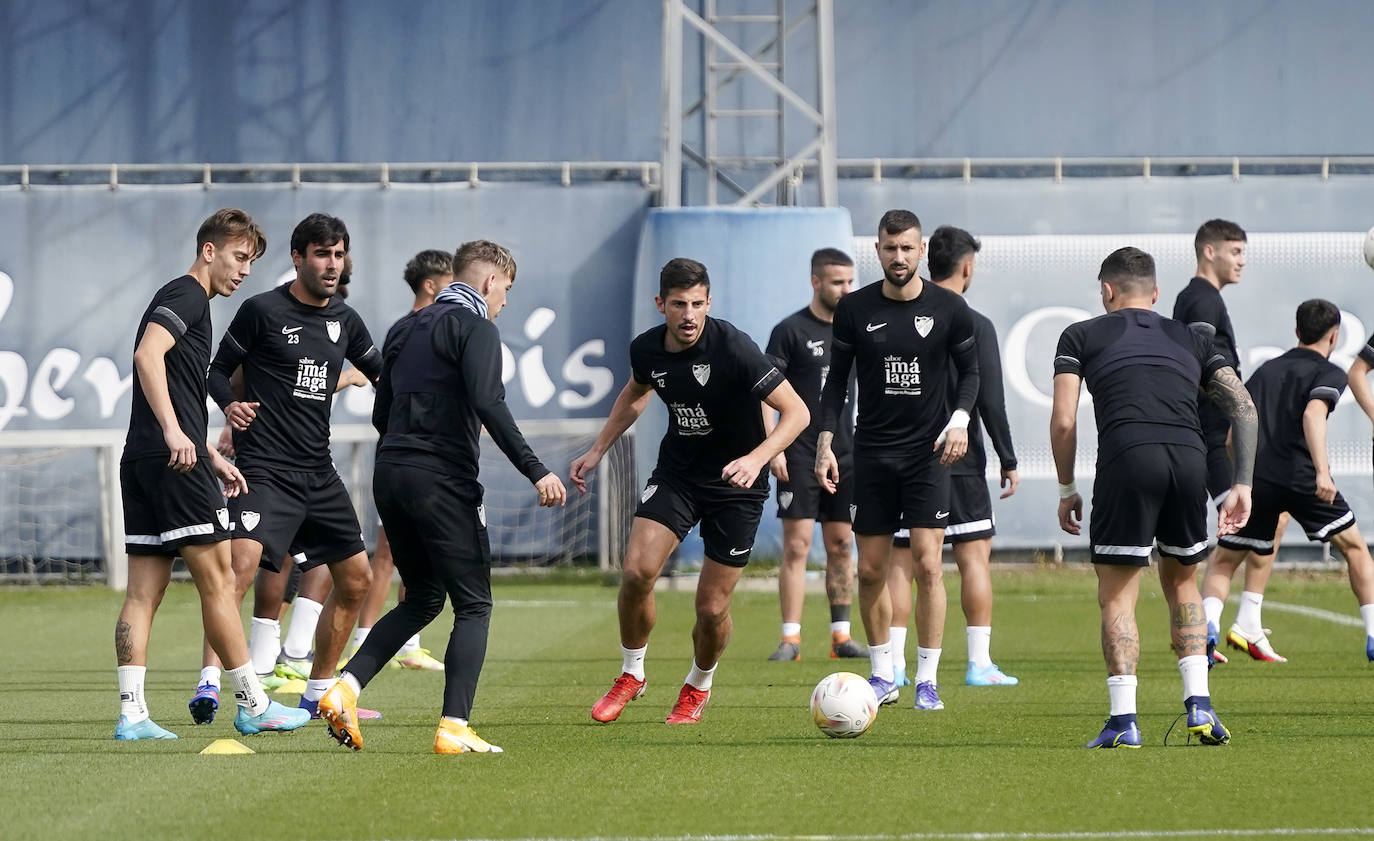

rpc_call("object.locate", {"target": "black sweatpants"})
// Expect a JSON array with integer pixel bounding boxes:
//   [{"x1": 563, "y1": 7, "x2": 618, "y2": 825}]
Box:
[{"x1": 345, "y1": 461, "x2": 493, "y2": 719}]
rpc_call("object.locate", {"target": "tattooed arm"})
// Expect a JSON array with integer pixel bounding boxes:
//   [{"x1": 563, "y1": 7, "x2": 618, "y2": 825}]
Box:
[
  {"x1": 1204, "y1": 365, "x2": 1257, "y2": 533},
  {"x1": 1205, "y1": 366, "x2": 1256, "y2": 487}
]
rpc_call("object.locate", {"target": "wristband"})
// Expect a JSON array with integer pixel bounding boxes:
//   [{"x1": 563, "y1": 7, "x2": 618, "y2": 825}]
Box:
[
  {"x1": 1058, "y1": 480, "x2": 1078, "y2": 499},
  {"x1": 946, "y1": 409, "x2": 970, "y2": 431}
]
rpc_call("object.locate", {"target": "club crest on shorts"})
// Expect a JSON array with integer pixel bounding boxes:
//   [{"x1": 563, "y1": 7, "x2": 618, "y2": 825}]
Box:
[
  {"x1": 779, "y1": 491, "x2": 794, "y2": 510},
  {"x1": 326, "y1": 320, "x2": 342, "y2": 343},
  {"x1": 914, "y1": 315, "x2": 934, "y2": 337},
  {"x1": 216, "y1": 508, "x2": 229, "y2": 530},
  {"x1": 240, "y1": 511, "x2": 260, "y2": 531},
  {"x1": 477, "y1": 504, "x2": 486, "y2": 527},
  {"x1": 641, "y1": 484, "x2": 658, "y2": 503},
  {"x1": 692, "y1": 363, "x2": 711, "y2": 386}
]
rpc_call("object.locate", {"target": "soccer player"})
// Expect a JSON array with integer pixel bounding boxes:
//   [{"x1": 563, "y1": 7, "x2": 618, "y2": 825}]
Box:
[
  {"x1": 1176, "y1": 219, "x2": 1287, "y2": 664},
  {"x1": 1219, "y1": 300, "x2": 1374, "y2": 660},
  {"x1": 575, "y1": 257, "x2": 809, "y2": 725},
  {"x1": 762, "y1": 247, "x2": 864, "y2": 662},
  {"x1": 890, "y1": 226, "x2": 1019, "y2": 688},
  {"x1": 344, "y1": 249, "x2": 456, "y2": 673},
  {"x1": 1052, "y1": 246, "x2": 1256, "y2": 749},
  {"x1": 319, "y1": 240, "x2": 567, "y2": 754},
  {"x1": 816, "y1": 209, "x2": 980, "y2": 712},
  {"x1": 114, "y1": 207, "x2": 309, "y2": 739},
  {"x1": 202, "y1": 212, "x2": 382, "y2": 719}
]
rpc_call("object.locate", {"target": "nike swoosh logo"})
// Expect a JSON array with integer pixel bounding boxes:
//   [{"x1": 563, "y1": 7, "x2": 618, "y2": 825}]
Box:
[
  {"x1": 651, "y1": 370, "x2": 668, "y2": 378},
  {"x1": 866, "y1": 322, "x2": 887, "y2": 332},
  {"x1": 729, "y1": 547, "x2": 751, "y2": 556},
  {"x1": 935, "y1": 511, "x2": 949, "y2": 519},
  {"x1": 806, "y1": 340, "x2": 824, "y2": 348},
  {"x1": 282, "y1": 326, "x2": 303, "y2": 334}
]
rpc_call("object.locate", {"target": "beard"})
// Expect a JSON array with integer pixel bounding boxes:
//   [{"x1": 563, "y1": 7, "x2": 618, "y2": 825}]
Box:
[
  {"x1": 883, "y1": 265, "x2": 913, "y2": 287},
  {"x1": 301, "y1": 274, "x2": 337, "y2": 300}
]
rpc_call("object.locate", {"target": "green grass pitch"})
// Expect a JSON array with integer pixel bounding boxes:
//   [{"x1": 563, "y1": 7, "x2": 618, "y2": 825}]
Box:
[{"x1": 2, "y1": 567, "x2": 1372, "y2": 841}]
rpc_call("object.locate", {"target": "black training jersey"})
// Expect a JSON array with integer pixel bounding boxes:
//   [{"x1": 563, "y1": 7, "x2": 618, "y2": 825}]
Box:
[
  {"x1": 954, "y1": 308, "x2": 1018, "y2": 478},
  {"x1": 208, "y1": 284, "x2": 381, "y2": 471},
  {"x1": 1054, "y1": 308, "x2": 1228, "y2": 466},
  {"x1": 1245, "y1": 347, "x2": 1346, "y2": 490},
  {"x1": 631, "y1": 317, "x2": 784, "y2": 489},
  {"x1": 1173, "y1": 277, "x2": 1240, "y2": 436},
  {"x1": 765, "y1": 307, "x2": 853, "y2": 465},
  {"x1": 123, "y1": 275, "x2": 214, "y2": 461},
  {"x1": 820, "y1": 280, "x2": 979, "y2": 455},
  {"x1": 373, "y1": 302, "x2": 548, "y2": 494}
]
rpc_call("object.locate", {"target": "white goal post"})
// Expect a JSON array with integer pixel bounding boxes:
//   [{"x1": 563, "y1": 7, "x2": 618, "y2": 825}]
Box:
[{"x1": 0, "y1": 420, "x2": 636, "y2": 589}]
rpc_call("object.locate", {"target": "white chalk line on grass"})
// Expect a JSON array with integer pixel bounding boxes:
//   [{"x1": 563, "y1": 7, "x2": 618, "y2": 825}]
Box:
[
  {"x1": 495, "y1": 600, "x2": 615, "y2": 608},
  {"x1": 1255, "y1": 598, "x2": 1364, "y2": 628},
  {"x1": 315, "y1": 828, "x2": 1374, "y2": 841}
]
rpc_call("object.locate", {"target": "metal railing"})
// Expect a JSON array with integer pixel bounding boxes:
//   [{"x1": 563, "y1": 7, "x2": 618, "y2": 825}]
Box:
[
  {"x1": 0, "y1": 161, "x2": 661, "y2": 190},
  {"x1": 6, "y1": 155, "x2": 1374, "y2": 193}
]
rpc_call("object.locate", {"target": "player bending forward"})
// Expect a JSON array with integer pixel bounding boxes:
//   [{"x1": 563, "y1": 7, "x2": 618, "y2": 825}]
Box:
[
  {"x1": 575, "y1": 257, "x2": 808, "y2": 725},
  {"x1": 1214, "y1": 300, "x2": 1374, "y2": 660}
]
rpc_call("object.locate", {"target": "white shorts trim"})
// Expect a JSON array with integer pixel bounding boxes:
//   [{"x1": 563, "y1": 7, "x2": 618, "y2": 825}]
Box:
[
  {"x1": 126, "y1": 534, "x2": 161, "y2": 545},
  {"x1": 160, "y1": 523, "x2": 215, "y2": 542},
  {"x1": 1093, "y1": 544, "x2": 1153, "y2": 557},
  {"x1": 1156, "y1": 538, "x2": 1209, "y2": 557},
  {"x1": 945, "y1": 518, "x2": 993, "y2": 537},
  {"x1": 1219, "y1": 535, "x2": 1273, "y2": 551},
  {"x1": 1312, "y1": 510, "x2": 1354, "y2": 540}
]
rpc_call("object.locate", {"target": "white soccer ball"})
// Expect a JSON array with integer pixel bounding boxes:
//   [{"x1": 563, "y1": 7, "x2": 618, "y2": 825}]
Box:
[
  {"x1": 1364, "y1": 226, "x2": 1374, "y2": 269},
  {"x1": 809, "y1": 671, "x2": 878, "y2": 739}
]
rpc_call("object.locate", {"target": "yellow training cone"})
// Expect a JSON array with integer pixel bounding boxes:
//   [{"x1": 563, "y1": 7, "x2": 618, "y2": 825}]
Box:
[{"x1": 200, "y1": 739, "x2": 255, "y2": 755}]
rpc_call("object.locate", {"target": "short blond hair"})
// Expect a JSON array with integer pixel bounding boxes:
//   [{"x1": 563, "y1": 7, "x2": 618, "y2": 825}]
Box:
[
  {"x1": 453, "y1": 239, "x2": 516, "y2": 284},
  {"x1": 197, "y1": 207, "x2": 267, "y2": 260}
]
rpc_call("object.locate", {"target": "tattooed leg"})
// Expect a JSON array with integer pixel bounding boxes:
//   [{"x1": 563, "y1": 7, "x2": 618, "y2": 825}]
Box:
[
  {"x1": 1095, "y1": 564, "x2": 1142, "y2": 675},
  {"x1": 115, "y1": 555, "x2": 172, "y2": 667},
  {"x1": 1159, "y1": 557, "x2": 1207, "y2": 658}
]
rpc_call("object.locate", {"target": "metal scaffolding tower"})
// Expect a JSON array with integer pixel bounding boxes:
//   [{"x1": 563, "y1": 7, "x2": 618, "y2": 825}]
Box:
[{"x1": 660, "y1": 0, "x2": 838, "y2": 207}]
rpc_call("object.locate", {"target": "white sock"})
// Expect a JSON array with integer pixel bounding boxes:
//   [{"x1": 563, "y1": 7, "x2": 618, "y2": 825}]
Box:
[
  {"x1": 685, "y1": 660, "x2": 716, "y2": 691},
  {"x1": 303, "y1": 677, "x2": 335, "y2": 703},
  {"x1": 340, "y1": 671, "x2": 362, "y2": 696},
  {"x1": 225, "y1": 663, "x2": 269, "y2": 717},
  {"x1": 1178, "y1": 654, "x2": 1209, "y2": 700},
  {"x1": 621, "y1": 644, "x2": 647, "y2": 681},
  {"x1": 780, "y1": 622, "x2": 801, "y2": 639},
  {"x1": 966, "y1": 625, "x2": 992, "y2": 669},
  {"x1": 889, "y1": 627, "x2": 908, "y2": 674},
  {"x1": 198, "y1": 666, "x2": 221, "y2": 689},
  {"x1": 1235, "y1": 591, "x2": 1264, "y2": 632},
  {"x1": 350, "y1": 627, "x2": 370, "y2": 650},
  {"x1": 282, "y1": 597, "x2": 323, "y2": 660},
  {"x1": 398, "y1": 634, "x2": 422, "y2": 656},
  {"x1": 1107, "y1": 674, "x2": 1137, "y2": 716},
  {"x1": 868, "y1": 640, "x2": 894, "y2": 682},
  {"x1": 117, "y1": 665, "x2": 148, "y2": 722},
  {"x1": 915, "y1": 646, "x2": 942, "y2": 684},
  {"x1": 1202, "y1": 596, "x2": 1224, "y2": 631},
  {"x1": 830, "y1": 620, "x2": 851, "y2": 637},
  {"x1": 250, "y1": 617, "x2": 281, "y2": 675},
  {"x1": 441, "y1": 715, "x2": 467, "y2": 726},
  {"x1": 1360, "y1": 604, "x2": 1374, "y2": 637}
]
